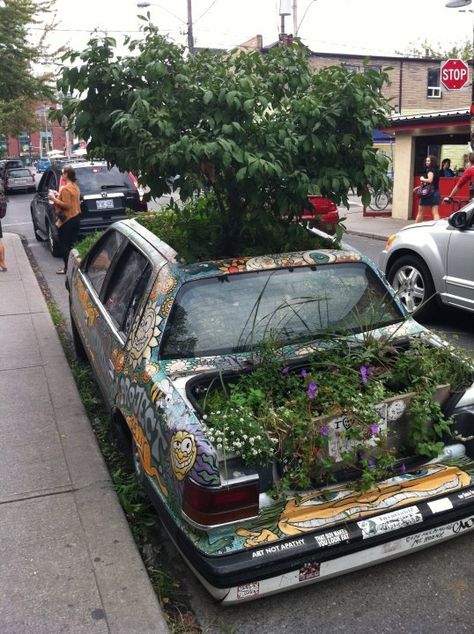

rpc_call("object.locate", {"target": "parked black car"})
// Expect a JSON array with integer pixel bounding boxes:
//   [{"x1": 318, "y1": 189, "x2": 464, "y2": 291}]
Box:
[{"x1": 31, "y1": 161, "x2": 147, "y2": 256}]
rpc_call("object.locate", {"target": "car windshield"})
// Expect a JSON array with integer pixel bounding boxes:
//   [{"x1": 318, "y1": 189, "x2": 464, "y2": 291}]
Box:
[
  {"x1": 76, "y1": 166, "x2": 134, "y2": 194},
  {"x1": 160, "y1": 262, "x2": 404, "y2": 359},
  {"x1": 9, "y1": 169, "x2": 30, "y2": 177}
]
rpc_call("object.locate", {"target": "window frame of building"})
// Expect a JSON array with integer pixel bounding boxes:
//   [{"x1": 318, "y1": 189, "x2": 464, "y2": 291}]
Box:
[{"x1": 427, "y1": 68, "x2": 441, "y2": 99}]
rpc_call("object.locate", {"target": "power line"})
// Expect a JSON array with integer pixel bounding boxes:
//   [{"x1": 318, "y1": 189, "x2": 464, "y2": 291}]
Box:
[{"x1": 193, "y1": 0, "x2": 219, "y2": 25}]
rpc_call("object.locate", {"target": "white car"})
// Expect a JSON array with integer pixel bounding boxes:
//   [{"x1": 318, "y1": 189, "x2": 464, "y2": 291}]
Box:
[{"x1": 379, "y1": 202, "x2": 474, "y2": 319}]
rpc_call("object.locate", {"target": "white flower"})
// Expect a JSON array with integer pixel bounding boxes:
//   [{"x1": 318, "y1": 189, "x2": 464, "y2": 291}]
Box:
[{"x1": 202, "y1": 414, "x2": 208, "y2": 420}]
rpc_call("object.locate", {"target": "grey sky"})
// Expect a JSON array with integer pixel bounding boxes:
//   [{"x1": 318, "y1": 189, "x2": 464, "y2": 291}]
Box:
[{"x1": 46, "y1": 0, "x2": 472, "y2": 56}]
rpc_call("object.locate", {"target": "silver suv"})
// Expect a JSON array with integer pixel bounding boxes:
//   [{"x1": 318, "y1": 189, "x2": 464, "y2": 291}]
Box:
[{"x1": 379, "y1": 202, "x2": 474, "y2": 319}]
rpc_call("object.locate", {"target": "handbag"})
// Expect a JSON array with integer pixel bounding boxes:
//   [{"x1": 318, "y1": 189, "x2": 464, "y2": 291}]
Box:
[
  {"x1": 416, "y1": 183, "x2": 434, "y2": 198},
  {"x1": 0, "y1": 191, "x2": 7, "y2": 219}
]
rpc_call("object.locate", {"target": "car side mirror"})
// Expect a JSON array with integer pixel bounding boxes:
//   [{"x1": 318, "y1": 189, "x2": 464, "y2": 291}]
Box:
[{"x1": 448, "y1": 210, "x2": 468, "y2": 230}]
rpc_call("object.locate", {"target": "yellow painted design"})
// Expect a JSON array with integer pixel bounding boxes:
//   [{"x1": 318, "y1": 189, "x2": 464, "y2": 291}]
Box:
[
  {"x1": 277, "y1": 464, "x2": 469, "y2": 536},
  {"x1": 151, "y1": 383, "x2": 165, "y2": 403},
  {"x1": 236, "y1": 528, "x2": 279, "y2": 548},
  {"x1": 75, "y1": 277, "x2": 99, "y2": 327},
  {"x1": 171, "y1": 430, "x2": 197, "y2": 480},
  {"x1": 112, "y1": 348, "x2": 125, "y2": 373},
  {"x1": 125, "y1": 415, "x2": 168, "y2": 497}
]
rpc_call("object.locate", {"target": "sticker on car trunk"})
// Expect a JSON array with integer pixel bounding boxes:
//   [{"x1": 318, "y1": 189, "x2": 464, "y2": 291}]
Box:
[{"x1": 357, "y1": 506, "x2": 422, "y2": 539}]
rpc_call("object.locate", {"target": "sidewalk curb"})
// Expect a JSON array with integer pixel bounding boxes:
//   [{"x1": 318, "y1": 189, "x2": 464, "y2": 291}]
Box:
[{"x1": 346, "y1": 229, "x2": 390, "y2": 242}]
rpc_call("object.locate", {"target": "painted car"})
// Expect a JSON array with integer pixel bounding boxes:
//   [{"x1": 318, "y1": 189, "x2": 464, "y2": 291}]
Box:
[
  {"x1": 67, "y1": 219, "x2": 474, "y2": 603},
  {"x1": 379, "y1": 202, "x2": 474, "y2": 319}
]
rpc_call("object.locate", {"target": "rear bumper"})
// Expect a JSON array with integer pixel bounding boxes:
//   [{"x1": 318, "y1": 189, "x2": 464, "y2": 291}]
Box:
[{"x1": 148, "y1": 478, "x2": 474, "y2": 603}]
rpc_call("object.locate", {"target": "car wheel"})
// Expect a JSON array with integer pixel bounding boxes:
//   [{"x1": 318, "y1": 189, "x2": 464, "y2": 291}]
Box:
[
  {"x1": 387, "y1": 254, "x2": 436, "y2": 319},
  {"x1": 70, "y1": 311, "x2": 88, "y2": 362},
  {"x1": 47, "y1": 220, "x2": 61, "y2": 257},
  {"x1": 30, "y1": 208, "x2": 46, "y2": 242}
]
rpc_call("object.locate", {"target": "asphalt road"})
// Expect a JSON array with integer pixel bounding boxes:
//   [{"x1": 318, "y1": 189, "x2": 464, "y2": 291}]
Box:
[{"x1": 3, "y1": 191, "x2": 474, "y2": 634}]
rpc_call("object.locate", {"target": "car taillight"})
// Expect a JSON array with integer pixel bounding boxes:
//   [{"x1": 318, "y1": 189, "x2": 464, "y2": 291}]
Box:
[
  {"x1": 182, "y1": 476, "x2": 259, "y2": 527},
  {"x1": 128, "y1": 172, "x2": 139, "y2": 189}
]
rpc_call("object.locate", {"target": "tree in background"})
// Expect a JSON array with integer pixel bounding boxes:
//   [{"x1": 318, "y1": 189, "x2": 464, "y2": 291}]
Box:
[
  {"x1": 57, "y1": 24, "x2": 391, "y2": 257},
  {"x1": 0, "y1": 0, "x2": 56, "y2": 138},
  {"x1": 398, "y1": 40, "x2": 474, "y2": 60}
]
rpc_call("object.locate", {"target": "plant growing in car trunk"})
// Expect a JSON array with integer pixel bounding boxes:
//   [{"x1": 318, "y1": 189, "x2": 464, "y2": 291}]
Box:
[
  {"x1": 197, "y1": 337, "x2": 473, "y2": 493},
  {"x1": 56, "y1": 23, "x2": 391, "y2": 258}
]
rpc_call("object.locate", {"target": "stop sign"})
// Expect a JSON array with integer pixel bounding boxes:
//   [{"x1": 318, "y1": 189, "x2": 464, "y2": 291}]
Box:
[{"x1": 441, "y1": 58, "x2": 470, "y2": 90}]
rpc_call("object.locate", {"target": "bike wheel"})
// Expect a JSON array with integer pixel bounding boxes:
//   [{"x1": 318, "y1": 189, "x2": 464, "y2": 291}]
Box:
[
  {"x1": 367, "y1": 188, "x2": 379, "y2": 211},
  {"x1": 374, "y1": 191, "x2": 390, "y2": 210}
]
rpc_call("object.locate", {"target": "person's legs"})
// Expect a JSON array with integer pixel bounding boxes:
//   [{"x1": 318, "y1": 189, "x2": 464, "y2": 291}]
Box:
[
  {"x1": 0, "y1": 238, "x2": 6, "y2": 271},
  {"x1": 415, "y1": 205, "x2": 425, "y2": 223},
  {"x1": 57, "y1": 217, "x2": 80, "y2": 273},
  {"x1": 432, "y1": 204, "x2": 440, "y2": 221}
]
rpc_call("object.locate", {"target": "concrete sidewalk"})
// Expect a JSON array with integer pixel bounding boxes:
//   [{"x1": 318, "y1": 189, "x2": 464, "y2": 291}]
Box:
[
  {"x1": 0, "y1": 234, "x2": 168, "y2": 634},
  {"x1": 341, "y1": 203, "x2": 414, "y2": 241}
]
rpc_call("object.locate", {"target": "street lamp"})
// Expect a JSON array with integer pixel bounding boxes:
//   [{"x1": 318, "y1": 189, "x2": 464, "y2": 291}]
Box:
[
  {"x1": 446, "y1": 0, "x2": 474, "y2": 149},
  {"x1": 136, "y1": 1, "x2": 194, "y2": 53}
]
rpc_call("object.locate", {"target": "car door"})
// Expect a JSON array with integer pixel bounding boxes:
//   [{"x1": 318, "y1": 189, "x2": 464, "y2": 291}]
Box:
[
  {"x1": 445, "y1": 214, "x2": 474, "y2": 312},
  {"x1": 33, "y1": 169, "x2": 58, "y2": 233},
  {"x1": 72, "y1": 230, "x2": 152, "y2": 407}
]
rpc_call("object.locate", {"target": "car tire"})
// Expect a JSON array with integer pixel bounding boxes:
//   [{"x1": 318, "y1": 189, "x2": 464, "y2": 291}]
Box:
[
  {"x1": 47, "y1": 220, "x2": 61, "y2": 257},
  {"x1": 30, "y1": 208, "x2": 46, "y2": 242},
  {"x1": 387, "y1": 254, "x2": 437, "y2": 320},
  {"x1": 70, "y1": 311, "x2": 89, "y2": 362}
]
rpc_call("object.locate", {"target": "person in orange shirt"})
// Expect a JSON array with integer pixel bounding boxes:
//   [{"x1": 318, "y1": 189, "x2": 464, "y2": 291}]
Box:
[
  {"x1": 48, "y1": 166, "x2": 81, "y2": 274},
  {"x1": 444, "y1": 152, "x2": 474, "y2": 203}
]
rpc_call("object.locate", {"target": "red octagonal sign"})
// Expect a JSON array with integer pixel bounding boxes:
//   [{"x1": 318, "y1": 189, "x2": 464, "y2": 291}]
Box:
[{"x1": 441, "y1": 58, "x2": 470, "y2": 91}]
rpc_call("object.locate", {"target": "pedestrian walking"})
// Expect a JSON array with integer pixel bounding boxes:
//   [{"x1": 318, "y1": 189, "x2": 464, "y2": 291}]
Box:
[
  {"x1": 0, "y1": 181, "x2": 8, "y2": 271},
  {"x1": 48, "y1": 166, "x2": 81, "y2": 274},
  {"x1": 415, "y1": 155, "x2": 440, "y2": 223},
  {"x1": 444, "y1": 151, "x2": 474, "y2": 203}
]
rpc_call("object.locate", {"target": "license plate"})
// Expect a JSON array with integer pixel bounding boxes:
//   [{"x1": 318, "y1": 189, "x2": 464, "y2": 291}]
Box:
[{"x1": 96, "y1": 199, "x2": 114, "y2": 210}]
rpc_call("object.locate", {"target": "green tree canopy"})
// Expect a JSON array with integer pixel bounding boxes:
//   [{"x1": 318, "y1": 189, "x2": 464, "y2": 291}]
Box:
[
  {"x1": 57, "y1": 24, "x2": 392, "y2": 255},
  {"x1": 0, "y1": 0, "x2": 55, "y2": 136}
]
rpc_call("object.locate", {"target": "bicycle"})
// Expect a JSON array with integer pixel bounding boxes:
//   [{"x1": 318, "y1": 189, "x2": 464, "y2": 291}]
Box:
[{"x1": 368, "y1": 186, "x2": 392, "y2": 211}]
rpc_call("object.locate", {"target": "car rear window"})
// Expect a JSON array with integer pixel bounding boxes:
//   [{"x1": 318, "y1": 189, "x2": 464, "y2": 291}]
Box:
[
  {"x1": 75, "y1": 166, "x2": 134, "y2": 194},
  {"x1": 160, "y1": 262, "x2": 404, "y2": 359},
  {"x1": 8, "y1": 169, "x2": 31, "y2": 177}
]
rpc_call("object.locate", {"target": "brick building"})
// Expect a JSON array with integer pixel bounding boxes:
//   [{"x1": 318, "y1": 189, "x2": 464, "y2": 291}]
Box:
[{"x1": 3, "y1": 103, "x2": 67, "y2": 164}]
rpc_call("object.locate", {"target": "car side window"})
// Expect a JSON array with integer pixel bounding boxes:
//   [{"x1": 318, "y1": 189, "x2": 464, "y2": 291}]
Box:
[
  {"x1": 84, "y1": 230, "x2": 125, "y2": 296},
  {"x1": 103, "y1": 246, "x2": 151, "y2": 336}
]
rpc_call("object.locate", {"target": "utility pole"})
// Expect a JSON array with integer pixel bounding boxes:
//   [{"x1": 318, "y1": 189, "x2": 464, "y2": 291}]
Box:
[
  {"x1": 292, "y1": 0, "x2": 298, "y2": 35},
  {"x1": 187, "y1": 0, "x2": 194, "y2": 54}
]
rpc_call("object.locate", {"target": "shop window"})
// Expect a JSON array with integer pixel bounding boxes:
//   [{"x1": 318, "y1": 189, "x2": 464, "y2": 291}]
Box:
[{"x1": 427, "y1": 68, "x2": 441, "y2": 98}]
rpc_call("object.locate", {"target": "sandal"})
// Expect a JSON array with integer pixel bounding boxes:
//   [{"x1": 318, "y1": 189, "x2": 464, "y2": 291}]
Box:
[
  {"x1": 56, "y1": 268, "x2": 66, "y2": 275},
  {"x1": 0, "y1": 266, "x2": 7, "y2": 272}
]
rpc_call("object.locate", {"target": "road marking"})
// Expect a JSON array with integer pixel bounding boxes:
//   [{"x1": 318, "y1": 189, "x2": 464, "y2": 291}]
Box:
[{"x1": 3, "y1": 222, "x2": 32, "y2": 227}]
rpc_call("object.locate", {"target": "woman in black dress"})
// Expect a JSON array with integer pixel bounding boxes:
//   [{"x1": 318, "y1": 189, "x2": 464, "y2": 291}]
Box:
[
  {"x1": 0, "y1": 182, "x2": 6, "y2": 271},
  {"x1": 415, "y1": 155, "x2": 440, "y2": 223}
]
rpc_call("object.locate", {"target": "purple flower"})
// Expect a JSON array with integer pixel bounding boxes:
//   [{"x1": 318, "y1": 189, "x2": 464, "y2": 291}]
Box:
[
  {"x1": 360, "y1": 364, "x2": 372, "y2": 385},
  {"x1": 307, "y1": 381, "x2": 318, "y2": 399},
  {"x1": 327, "y1": 364, "x2": 337, "y2": 372},
  {"x1": 399, "y1": 463, "x2": 407, "y2": 474},
  {"x1": 282, "y1": 366, "x2": 289, "y2": 375},
  {"x1": 370, "y1": 423, "x2": 379, "y2": 436},
  {"x1": 367, "y1": 456, "x2": 376, "y2": 468},
  {"x1": 320, "y1": 425, "x2": 329, "y2": 437},
  {"x1": 300, "y1": 369, "x2": 308, "y2": 378}
]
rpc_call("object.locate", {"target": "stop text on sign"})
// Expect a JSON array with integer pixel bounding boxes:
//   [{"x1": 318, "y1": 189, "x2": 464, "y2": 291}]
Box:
[{"x1": 441, "y1": 59, "x2": 470, "y2": 91}]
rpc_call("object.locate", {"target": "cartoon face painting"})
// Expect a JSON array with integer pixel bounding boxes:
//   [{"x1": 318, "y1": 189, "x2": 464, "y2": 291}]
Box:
[{"x1": 171, "y1": 431, "x2": 197, "y2": 480}]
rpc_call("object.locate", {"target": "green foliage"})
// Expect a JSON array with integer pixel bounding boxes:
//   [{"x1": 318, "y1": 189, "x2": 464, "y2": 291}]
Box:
[
  {"x1": 75, "y1": 231, "x2": 102, "y2": 259},
  {"x1": 0, "y1": 0, "x2": 56, "y2": 136},
  {"x1": 57, "y1": 23, "x2": 391, "y2": 255},
  {"x1": 398, "y1": 39, "x2": 474, "y2": 61},
  {"x1": 198, "y1": 338, "x2": 473, "y2": 493},
  {"x1": 134, "y1": 194, "x2": 336, "y2": 261}
]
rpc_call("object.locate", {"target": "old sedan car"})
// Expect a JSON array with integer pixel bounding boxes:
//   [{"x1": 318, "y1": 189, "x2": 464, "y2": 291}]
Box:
[
  {"x1": 67, "y1": 219, "x2": 474, "y2": 603},
  {"x1": 379, "y1": 202, "x2": 474, "y2": 319}
]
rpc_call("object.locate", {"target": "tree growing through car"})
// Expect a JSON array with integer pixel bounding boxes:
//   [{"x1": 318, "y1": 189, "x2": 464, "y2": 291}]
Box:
[{"x1": 56, "y1": 22, "x2": 392, "y2": 256}]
